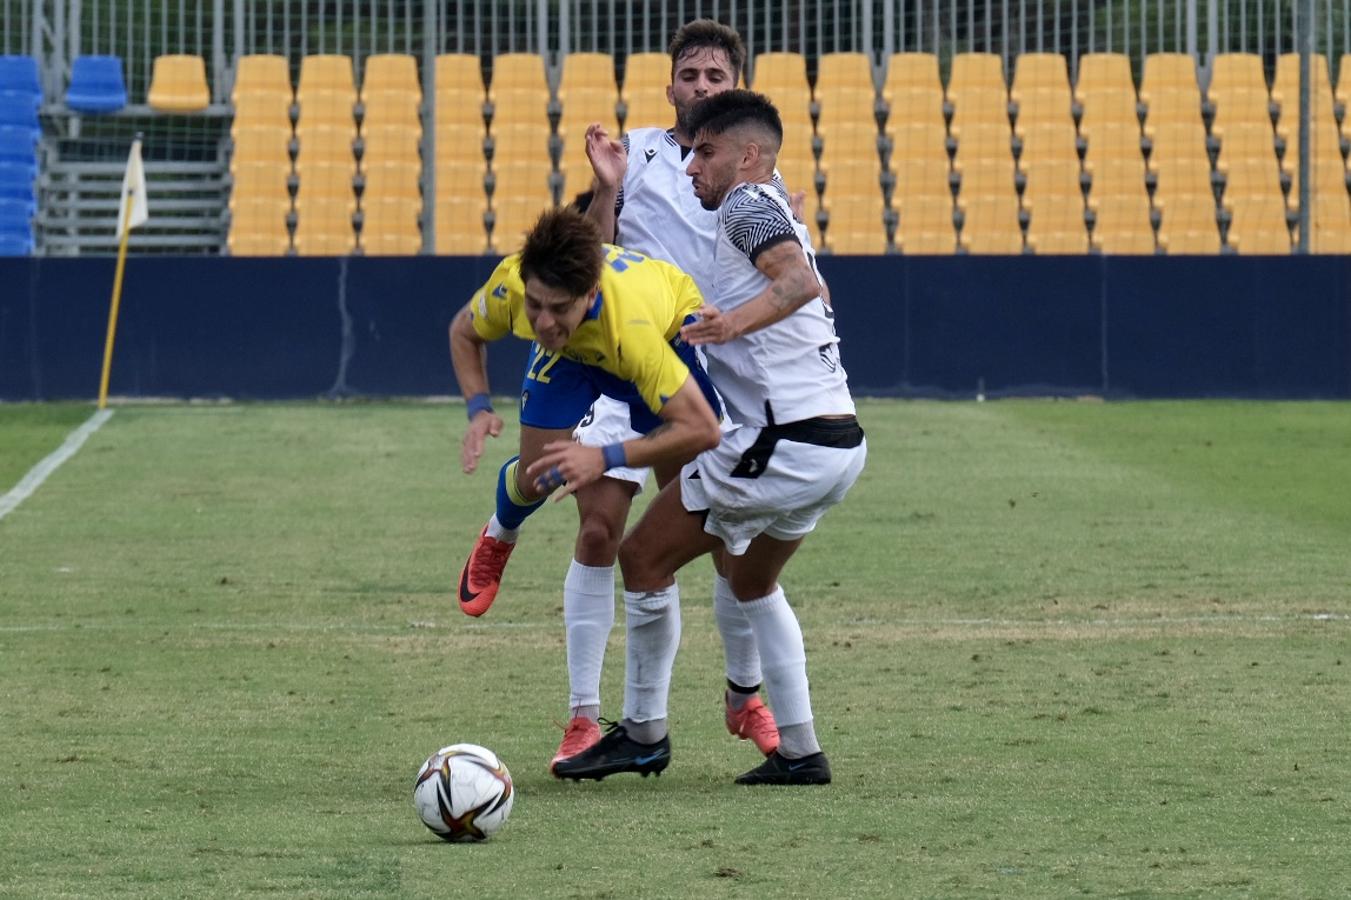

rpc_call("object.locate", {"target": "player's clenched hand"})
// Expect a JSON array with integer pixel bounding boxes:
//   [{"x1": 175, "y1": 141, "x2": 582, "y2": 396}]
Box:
[
  {"x1": 680, "y1": 304, "x2": 738, "y2": 345},
  {"x1": 525, "y1": 441, "x2": 606, "y2": 502},
  {"x1": 585, "y1": 124, "x2": 627, "y2": 188},
  {"x1": 461, "y1": 410, "x2": 504, "y2": 474}
]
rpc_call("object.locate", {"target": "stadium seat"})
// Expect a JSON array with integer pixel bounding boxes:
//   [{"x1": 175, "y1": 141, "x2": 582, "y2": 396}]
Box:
[
  {"x1": 0, "y1": 163, "x2": 36, "y2": 204},
  {"x1": 815, "y1": 53, "x2": 884, "y2": 252},
  {"x1": 751, "y1": 52, "x2": 816, "y2": 213},
  {"x1": 957, "y1": 192, "x2": 1023, "y2": 253},
  {"x1": 490, "y1": 158, "x2": 554, "y2": 252},
  {"x1": 297, "y1": 54, "x2": 357, "y2": 127},
  {"x1": 231, "y1": 54, "x2": 293, "y2": 127},
  {"x1": 1011, "y1": 53, "x2": 1072, "y2": 127},
  {"x1": 431, "y1": 54, "x2": 489, "y2": 253},
  {"x1": 1074, "y1": 53, "x2": 1135, "y2": 104},
  {"x1": 894, "y1": 191, "x2": 957, "y2": 254},
  {"x1": 489, "y1": 52, "x2": 549, "y2": 131},
  {"x1": 147, "y1": 54, "x2": 210, "y2": 112},
  {"x1": 227, "y1": 195, "x2": 291, "y2": 256},
  {"x1": 0, "y1": 124, "x2": 38, "y2": 163},
  {"x1": 358, "y1": 54, "x2": 421, "y2": 240},
  {"x1": 361, "y1": 54, "x2": 421, "y2": 129},
  {"x1": 557, "y1": 53, "x2": 620, "y2": 195},
  {"x1": 66, "y1": 55, "x2": 128, "y2": 113},
  {"x1": 620, "y1": 52, "x2": 672, "y2": 130},
  {"x1": 1088, "y1": 192, "x2": 1156, "y2": 254},
  {"x1": 947, "y1": 52, "x2": 1008, "y2": 130},
  {"x1": 293, "y1": 190, "x2": 357, "y2": 255},
  {"x1": 0, "y1": 55, "x2": 41, "y2": 96},
  {"x1": 821, "y1": 195, "x2": 889, "y2": 254}
]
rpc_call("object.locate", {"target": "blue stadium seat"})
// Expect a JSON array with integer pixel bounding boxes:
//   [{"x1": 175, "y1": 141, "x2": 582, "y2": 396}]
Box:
[
  {"x1": 0, "y1": 231, "x2": 33, "y2": 255},
  {"x1": 66, "y1": 55, "x2": 128, "y2": 113},
  {"x1": 0, "y1": 163, "x2": 37, "y2": 204},
  {"x1": 0, "y1": 124, "x2": 39, "y2": 162},
  {"x1": 0, "y1": 90, "x2": 40, "y2": 129},
  {"x1": 0, "y1": 55, "x2": 41, "y2": 95},
  {"x1": 0, "y1": 196, "x2": 33, "y2": 225}
]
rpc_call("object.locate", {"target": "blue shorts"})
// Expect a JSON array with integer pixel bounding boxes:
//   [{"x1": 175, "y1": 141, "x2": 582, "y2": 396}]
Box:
[{"x1": 517, "y1": 318, "x2": 721, "y2": 433}]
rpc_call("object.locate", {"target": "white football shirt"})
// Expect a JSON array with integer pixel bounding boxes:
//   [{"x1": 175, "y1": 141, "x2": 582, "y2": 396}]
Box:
[
  {"x1": 703, "y1": 179, "x2": 856, "y2": 427},
  {"x1": 614, "y1": 127, "x2": 720, "y2": 303}
]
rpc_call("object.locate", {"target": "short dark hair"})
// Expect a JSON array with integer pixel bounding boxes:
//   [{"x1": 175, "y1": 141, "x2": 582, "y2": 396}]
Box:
[
  {"x1": 668, "y1": 19, "x2": 745, "y2": 80},
  {"x1": 519, "y1": 208, "x2": 604, "y2": 299},
  {"x1": 684, "y1": 89, "x2": 783, "y2": 149}
]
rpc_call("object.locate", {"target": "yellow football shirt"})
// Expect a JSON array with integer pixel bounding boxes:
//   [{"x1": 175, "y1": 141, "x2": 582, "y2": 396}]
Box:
[{"x1": 468, "y1": 244, "x2": 705, "y2": 416}]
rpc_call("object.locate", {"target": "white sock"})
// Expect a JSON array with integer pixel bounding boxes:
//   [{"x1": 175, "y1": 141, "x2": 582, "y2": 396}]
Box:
[
  {"x1": 740, "y1": 587, "x2": 820, "y2": 756},
  {"x1": 564, "y1": 559, "x2": 615, "y2": 713},
  {"x1": 484, "y1": 514, "x2": 518, "y2": 543},
  {"x1": 713, "y1": 574, "x2": 763, "y2": 692},
  {"x1": 621, "y1": 583, "x2": 681, "y2": 728}
]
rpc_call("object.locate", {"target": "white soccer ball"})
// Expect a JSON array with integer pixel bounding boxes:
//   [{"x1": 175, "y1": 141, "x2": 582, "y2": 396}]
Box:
[{"x1": 412, "y1": 743, "x2": 515, "y2": 842}]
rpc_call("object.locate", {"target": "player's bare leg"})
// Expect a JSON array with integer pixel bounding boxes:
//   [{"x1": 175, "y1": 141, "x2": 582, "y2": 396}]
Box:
[{"x1": 459, "y1": 425, "x2": 574, "y2": 617}]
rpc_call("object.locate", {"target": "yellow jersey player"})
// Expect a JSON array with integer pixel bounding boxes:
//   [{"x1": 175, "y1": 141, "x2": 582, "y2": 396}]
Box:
[{"x1": 449, "y1": 207, "x2": 721, "y2": 628}]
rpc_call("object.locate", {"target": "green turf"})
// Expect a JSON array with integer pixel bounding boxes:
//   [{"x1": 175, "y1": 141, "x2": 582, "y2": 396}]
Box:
[
  {"x1": 1, "y1": 400, "x2": 1348, "y2": 897},
  {"x1": 0, "y1": 403, "x2": 97, "y2": 490}
]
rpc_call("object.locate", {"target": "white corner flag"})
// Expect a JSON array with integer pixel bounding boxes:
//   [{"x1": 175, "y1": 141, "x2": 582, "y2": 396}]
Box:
[{"x1": 115, "y1": 137, "x2": 149, "y2": 236}]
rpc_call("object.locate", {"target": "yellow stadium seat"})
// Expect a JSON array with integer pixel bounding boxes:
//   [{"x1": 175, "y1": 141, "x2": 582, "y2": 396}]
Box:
[
  {"x1": 1011, "y1": 54, "x2": 1071, "y2": 127},
  {"x1": 884, "y1": 53, "x2": 941, "y2": 93},
  {"x1": 887, "y1": 120, "x2": 949, "y2": 164},
  {"x1": 756, "y1": 51, "x2": 805, "y2": 133},
  {"x1": 558, "y1": 52, "x2": 620, "y2": 136},
  {"x1": 1074, "y1": 53, "x2": 1136, "y2": 102},
  {"x1": 489, "y1": 53, "x2": 549, "y2": 131},
  {"x1": 895, "y1": 193, "x2": 956, "y2": 254},
  {"x1": 433, "y1": 192, "x2": 489, "y2": 255},
  {"x1": 232, "y1": 55, "x2": 292, "y2": 106},
  {"x1": 361, "y1": 54, "x2": 421, "y2": 131},
  {"x1": 1140, "y1": 53, "x2": 1198, "y2": 100},
  {"x1": 148, "y1": 54, "x2": 210, "y2": 112},
  {"x1": 293, "y1": 193, "x2": 357, "y2": 255},
  {"x1": 620, "y1": 52, "x2": 672, "y2": 130},
  {"x1": 231, "y1": 123, "x2": 291, "y2": 164},
  {"x1": 434, "y1": 53, "x2": 487, "y2": 132},
  {"x1": 957, "y1": 191, "x2": 1023, "y2": 253},
  {"x1": 360, "y1": 194, "x2": 422, "y2": 255},
  {"x1": 892, "y1": 157, "x2": 952, "y2": 198},
  {"x1": 298, "y1": 54, "x2": 356, "y2": 118},
  {"x1": 228, "y1": 195, "x2": 291, "y2": 256},
  {"x1": 1089, "y1": 193, "x2": 1155, "y2": 254}
]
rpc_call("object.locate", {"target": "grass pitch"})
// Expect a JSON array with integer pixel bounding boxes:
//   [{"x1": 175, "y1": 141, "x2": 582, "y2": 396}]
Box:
[{"x1": 1, "y1": 399, "x2": 1348, "y2": 897}]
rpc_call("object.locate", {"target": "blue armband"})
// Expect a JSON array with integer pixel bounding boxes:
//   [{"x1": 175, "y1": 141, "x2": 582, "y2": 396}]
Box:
[
  {"x1": 466, "y1": 393, "x2": 494, "y2": 419},
  {"x1": 601, "y1": 442, "x2": 628, "y2": 471}
]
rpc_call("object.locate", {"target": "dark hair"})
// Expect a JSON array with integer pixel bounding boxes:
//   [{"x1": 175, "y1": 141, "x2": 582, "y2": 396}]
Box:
[
  {"x1": 569, "y1": 189, "x2": 595, "y2": 214},
  {"x1": 684, "y1": 89, "x2": 783, "y2": 148},
  {"x1": 668, "y1": 19, "x2": 745, "y2": 80},
  {"x1": 519, "y1": 208, "x2": 604, "y2": 298}
]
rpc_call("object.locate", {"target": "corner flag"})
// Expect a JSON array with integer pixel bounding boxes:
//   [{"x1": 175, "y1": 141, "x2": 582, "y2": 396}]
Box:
[
  {"x1": 115, "y1": 137, "x2": 149, "y2": 236},
  {"x1": 98, "y1": 135, "x2": 149, "y2": 409}
]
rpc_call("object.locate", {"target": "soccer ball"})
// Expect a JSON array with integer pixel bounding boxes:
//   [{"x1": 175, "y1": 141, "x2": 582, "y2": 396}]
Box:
[{"x1": 412, "y1": 743, "x2": 515, "y2": 842}]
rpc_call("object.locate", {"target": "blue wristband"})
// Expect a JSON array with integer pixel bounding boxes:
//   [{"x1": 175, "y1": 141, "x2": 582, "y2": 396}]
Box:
[
  {"x1": 466, "y1": 393, "x2": 493, "y2": 419},
  {"x1": 601, "y1": 442, "x2": 627, "y2": 471}
]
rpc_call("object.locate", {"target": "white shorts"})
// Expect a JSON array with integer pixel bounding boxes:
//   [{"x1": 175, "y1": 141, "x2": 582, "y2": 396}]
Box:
[
  {"x1": 679, "y1": 419, "x2": 867, "y2": 556},
  {"x1": 574, "y1": 393, "x2": 738, "y2": 493},
  {"x1": 573, "y1": 396, "x2": 648, "y2": 490}
]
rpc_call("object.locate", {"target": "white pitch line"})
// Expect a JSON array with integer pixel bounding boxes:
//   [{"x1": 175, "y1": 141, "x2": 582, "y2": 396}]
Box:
[
  {"x1": 0, "y1": 409, "x2": 114, "y2": 522},
  {"x1": 0, "y1": 611, "x2": 1345, "y2": 635}
]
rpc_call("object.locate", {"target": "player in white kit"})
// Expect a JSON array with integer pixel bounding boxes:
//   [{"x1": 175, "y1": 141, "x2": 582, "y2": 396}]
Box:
[
  {"x1": 456, "y1": 20, "x2": 780, "y2": 773},
  {"x1": 545, "y1": 90, "x2": 866, "y2": 785}
]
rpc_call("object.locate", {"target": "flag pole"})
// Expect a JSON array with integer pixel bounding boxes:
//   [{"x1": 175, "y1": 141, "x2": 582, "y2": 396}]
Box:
[
  {"x1": 97, "y1": 134, "x2": 146, "y2": 410},
  {"x1": 97, "y1": 189, "x2": 137, "y2": 410}
]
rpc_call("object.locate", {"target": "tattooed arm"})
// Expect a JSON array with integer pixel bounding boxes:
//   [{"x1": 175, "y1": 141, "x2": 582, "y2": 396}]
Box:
[{"x1": 679, "y1": 239, "x2": 821, "y2": 345}]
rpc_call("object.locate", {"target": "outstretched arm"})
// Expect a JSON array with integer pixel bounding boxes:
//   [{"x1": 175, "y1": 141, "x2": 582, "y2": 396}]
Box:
[
  {"x1": 449, "y1": 303, "x2": 504, "y2": 473},
  {"x1": 680, "y1": 240, "x2": 821, "y2": 345}
]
